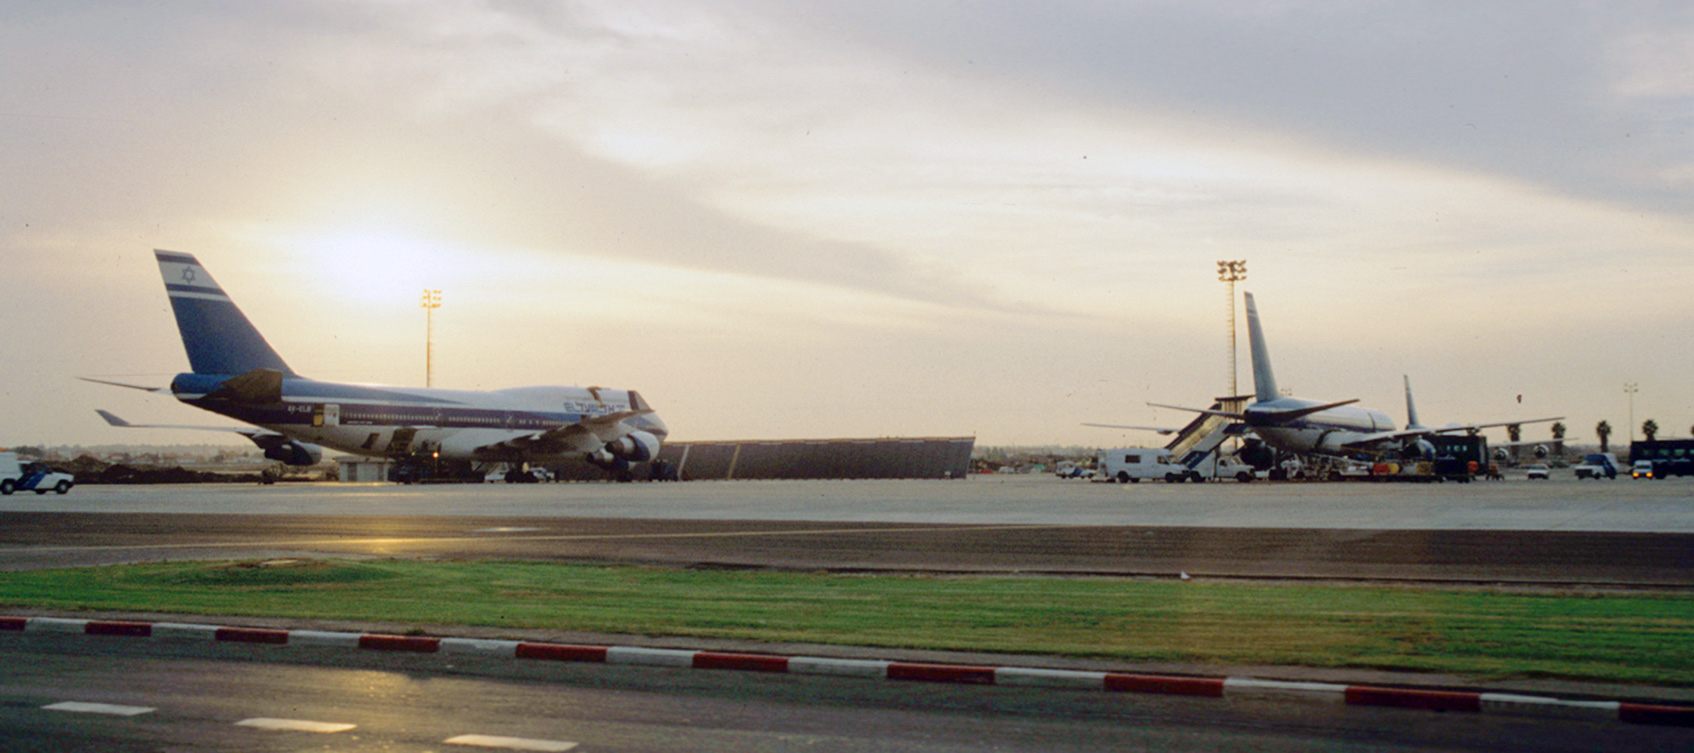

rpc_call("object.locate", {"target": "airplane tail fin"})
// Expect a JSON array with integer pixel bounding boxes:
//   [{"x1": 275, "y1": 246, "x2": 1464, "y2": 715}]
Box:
[
  {"x1": 154, "y1": 250, "x2": 295, "y2": 376},
  {"x1": 1243, "y1": 292, "x2": 1279, "y2": 402},
  {"x1": 1404, "y1": 375, "x2": 1423, "y2": 429}
]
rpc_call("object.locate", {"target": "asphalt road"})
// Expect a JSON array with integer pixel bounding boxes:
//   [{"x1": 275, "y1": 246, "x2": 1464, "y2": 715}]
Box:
[{"x1": 3, "y1": 635, "x2": 1683, "y2": 753}]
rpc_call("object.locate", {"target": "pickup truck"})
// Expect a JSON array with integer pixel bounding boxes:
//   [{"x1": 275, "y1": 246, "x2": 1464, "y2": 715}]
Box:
[
  {"x1": 0, "y1": 451, "x2": 75, "y2": 495},
  {"x1": 1573, "y1": 453, "x2": 1619, "y2": 480}
]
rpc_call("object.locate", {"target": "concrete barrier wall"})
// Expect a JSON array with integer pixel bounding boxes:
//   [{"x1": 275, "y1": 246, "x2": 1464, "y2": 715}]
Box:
[{"x1": 660, "y1": 437, "x2": 973, "y2": 480}]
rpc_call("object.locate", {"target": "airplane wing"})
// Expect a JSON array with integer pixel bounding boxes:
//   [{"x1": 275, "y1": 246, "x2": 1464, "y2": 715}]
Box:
[
  {"x1": 473, "y1": 410, "x2": 653, "y2": 457},
  {"x1": 1336, "y1": 416, "x2": 1565, "y2": 451},
  {"x1": 1436, "y1": 417, "x2": 1565, "y2": 434},
  {"x1": 1146, "y1": 403, "x2": 1247, "y2": 421},
  {"x1": 1492, "y1": 436, "x2": 1576, "y2": 449},
  {"x1": 1148, "y1": 399, "x2": 1361, "y2": 425},
  {"x1": 1082, "y1": 422, "x2": 1181, "y2": 435},
  {"x1": 96, "y1": 409, "x2": 323, "y2": 466},
  {"x1": 96, "y1": 409, "x2": 281, "y2": 439}
]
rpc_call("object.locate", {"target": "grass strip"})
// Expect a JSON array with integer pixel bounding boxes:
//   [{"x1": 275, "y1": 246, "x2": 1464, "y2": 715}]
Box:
[{"x1": 1, "y1": 559, "x2": 1690, "y2": 686}]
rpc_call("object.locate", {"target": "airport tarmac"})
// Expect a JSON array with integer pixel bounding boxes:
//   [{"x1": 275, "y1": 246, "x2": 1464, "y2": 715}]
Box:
[
  {"x1": 1, "y1": 474, "x2": 1689, "y2": 532},
  {"x1": 3, "y1": 475, "x2": 1690, "y2": 584}
]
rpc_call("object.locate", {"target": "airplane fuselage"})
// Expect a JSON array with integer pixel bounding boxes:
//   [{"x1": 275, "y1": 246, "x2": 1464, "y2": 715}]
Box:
[
  {"x1": 1244, "y1": 399, "x2": 1397, "y2": 457},
  {"x1": 171, "y1": 373, "x2": 668, "y2": 462}
]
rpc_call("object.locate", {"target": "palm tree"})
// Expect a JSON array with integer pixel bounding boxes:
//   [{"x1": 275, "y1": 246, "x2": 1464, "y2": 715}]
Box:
[
  {"x1": 1643, "y1": 419, "x2": 1659, "y2": 442},
  {"x1": 1597, "y1": 420, "x2": 1612, "y2": 453},
  {"x1": 1551, "y1": 421, "x2": 1567, "y2": 458}
]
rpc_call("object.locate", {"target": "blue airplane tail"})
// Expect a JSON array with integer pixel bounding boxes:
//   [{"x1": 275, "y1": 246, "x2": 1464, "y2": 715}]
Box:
[
  {"x1": 1243, "y1": 292, "x2": 1279, "y2": 403},
  {"x1": 154, "y1": 250, "x2": 295, "y2": 376}
]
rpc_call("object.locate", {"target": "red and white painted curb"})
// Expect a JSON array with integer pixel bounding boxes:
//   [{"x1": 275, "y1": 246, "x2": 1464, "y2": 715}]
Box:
[{"x1": 6, "y1": 616, "x2": 1690, "y2": 728}]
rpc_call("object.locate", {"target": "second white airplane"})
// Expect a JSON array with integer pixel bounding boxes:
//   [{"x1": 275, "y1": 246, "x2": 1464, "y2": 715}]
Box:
[{"x1": 1153, "y1": 292, "x2": 1559, "y2": 458}]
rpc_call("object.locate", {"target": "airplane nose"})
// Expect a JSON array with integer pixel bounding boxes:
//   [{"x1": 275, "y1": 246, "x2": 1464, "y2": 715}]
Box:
[{"x1": 641, "y1": 413, "x2": 669, "y2": 440}]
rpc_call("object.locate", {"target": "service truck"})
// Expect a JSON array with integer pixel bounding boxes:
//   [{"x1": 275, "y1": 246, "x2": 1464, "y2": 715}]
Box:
[
  {"x1": 1573, "y1": 452, "x2": 1620, "y2": 480},
  {"x1": 1097, "y1": 448, "x2": 1186, "y2": 483},
  {"x1": 1097, "y1": 447, "x2": 1259, "y2": 483}
]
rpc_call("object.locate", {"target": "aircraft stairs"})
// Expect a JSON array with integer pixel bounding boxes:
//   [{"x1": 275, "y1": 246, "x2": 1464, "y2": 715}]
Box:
[{"x1": 1163, "y1": 396, "x2": 1253, "y2": 469}]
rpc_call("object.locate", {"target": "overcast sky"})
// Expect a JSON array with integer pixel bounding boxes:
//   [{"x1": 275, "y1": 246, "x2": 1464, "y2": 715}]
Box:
[{"x1": 5, "y1": 1, "x2": 1692, "y2": 449}]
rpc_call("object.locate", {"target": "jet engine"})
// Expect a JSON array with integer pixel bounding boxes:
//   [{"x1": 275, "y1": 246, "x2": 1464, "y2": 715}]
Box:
[
  {"x1": 603, "y1": 431, "x2": 661, "y2": 464},
  {"x1": 1402, "y1": 438, "x2": 1436, "y2": 461},
  {"x1": 586, "y1": 431, "x2": 661, "y2": 474},
  {"x1": 249, "y1": 435, "x2": 324, "y2": 466}
]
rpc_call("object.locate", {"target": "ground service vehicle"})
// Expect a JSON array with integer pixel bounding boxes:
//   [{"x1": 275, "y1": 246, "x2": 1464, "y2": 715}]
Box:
[
  {"x1": 1525, "y1": 463, "x2": 1550, "y2": 480},
  {"x1": 0, "y1": 452, "x2": 75, "y2": 495},
  {"x1": 1053, "y1": 461, "x2": 1094, "y2": 479},
  {"x1": 1097, "y1": 448, "x2": 1190, "y2": 483},
  {"x1": 1573, "y1": 452, "x2": 1619, "y2": 479},
  {"x1": 1097, "y1": 447, "x2": 1256, "y2": 483},
  {"x1": 1628, "y1": 439, "x2": 1694, "y2": 478}
]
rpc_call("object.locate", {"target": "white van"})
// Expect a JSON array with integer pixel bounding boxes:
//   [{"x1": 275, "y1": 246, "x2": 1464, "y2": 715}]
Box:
[
  {"x1": 0, "y1": 451, "x2": 75, "y2": 495},
  {"x1": 1097, "y1": 448, "x2": 1196, "y2": 483}
]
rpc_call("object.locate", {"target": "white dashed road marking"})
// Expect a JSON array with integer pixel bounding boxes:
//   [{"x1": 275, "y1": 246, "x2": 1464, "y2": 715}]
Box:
[
  {"x1": 445, "y1": 733, "x2": 580, "y2": 751},
  {"x1": 43, "y1": 701, "x2": 156, "y2": 716},
  {"x1": 236, "y1": 717, "x2": 357, "y2": 733}
]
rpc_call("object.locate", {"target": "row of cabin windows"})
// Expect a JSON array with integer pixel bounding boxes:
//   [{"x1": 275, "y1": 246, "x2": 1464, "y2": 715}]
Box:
[{"x1": 338, "y1": 410, "x2": 562, "y2": 428}]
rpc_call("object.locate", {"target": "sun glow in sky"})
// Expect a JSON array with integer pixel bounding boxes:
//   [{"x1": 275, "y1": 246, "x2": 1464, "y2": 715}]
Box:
[{"x1": 6, "y1": 1, "x2": 1694, "y2": 448}]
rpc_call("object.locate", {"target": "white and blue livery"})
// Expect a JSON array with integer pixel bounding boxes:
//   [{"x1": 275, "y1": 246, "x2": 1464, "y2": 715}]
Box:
[{"x1": 92, "y1": 250, "x2": 668, "y2": 477}]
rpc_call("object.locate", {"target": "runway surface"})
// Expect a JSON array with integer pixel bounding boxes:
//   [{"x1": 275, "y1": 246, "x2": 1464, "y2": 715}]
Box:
[
  {"x1": 2, "y1": 474, "x2": 1690, "y2": 530},
  {"x1": 2, "y1": 476, "x2": 1690, "y2": 585}
]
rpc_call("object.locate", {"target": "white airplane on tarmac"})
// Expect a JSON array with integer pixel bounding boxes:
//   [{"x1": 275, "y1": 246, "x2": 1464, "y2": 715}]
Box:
[
  {"x1": 89, "y1": 250, "x2": 668, "y2": 478},
  {"x1": 1151, "y1": 292, "x2": 1560, "y2": 458}
]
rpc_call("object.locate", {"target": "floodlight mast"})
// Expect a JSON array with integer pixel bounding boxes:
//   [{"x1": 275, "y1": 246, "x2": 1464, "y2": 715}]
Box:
[
  {"x1": 421, "y1": 289, "x2": 442, "y2": 388},
  {"x1": 1216, "y1": 260, "x2": 1247, "y2": 400},
  {"x1": 1624, "y1": 382, "x2": 1638, "y2": 442}
]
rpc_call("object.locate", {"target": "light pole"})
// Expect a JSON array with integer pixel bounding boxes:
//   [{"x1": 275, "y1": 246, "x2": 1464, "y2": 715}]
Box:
[
  {"x1": 1624, "y1": 382, "x2": 1638, "y2": 442},
  {"x1": 421, "y1": 289, "x2": 442, "y2": 388},
  {"x1": 1216, "y1": 260, "x2": 1247, "y2": 399}
]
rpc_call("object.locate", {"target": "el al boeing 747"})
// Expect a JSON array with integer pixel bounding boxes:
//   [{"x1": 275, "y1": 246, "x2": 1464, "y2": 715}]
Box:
[
  {"x1": 90, "y1": 250, "x2": 668, "y2": 476},
  {"x1": 1152, "y1": 292, "x2": 1559, "y2": 458}
]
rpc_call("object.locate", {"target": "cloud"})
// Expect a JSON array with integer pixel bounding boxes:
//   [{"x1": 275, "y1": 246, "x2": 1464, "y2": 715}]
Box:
[{"x1": 8, "y1": 1, "x2": 1694, "y2": 446}]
